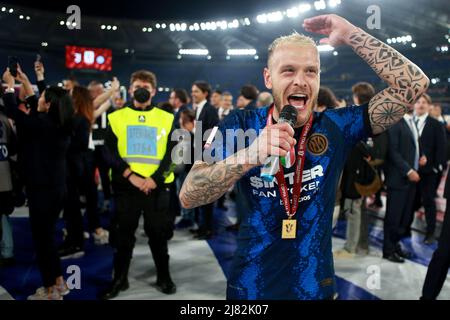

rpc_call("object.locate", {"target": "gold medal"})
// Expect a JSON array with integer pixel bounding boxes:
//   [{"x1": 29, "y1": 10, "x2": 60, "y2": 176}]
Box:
[{"x1": 282, "y1": 219, "x2": 297, "y2": 239}]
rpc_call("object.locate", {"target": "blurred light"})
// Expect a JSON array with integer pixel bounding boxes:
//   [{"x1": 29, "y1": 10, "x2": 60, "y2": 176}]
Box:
[
  {"x1": 189, "y1": 25, "x2": 194, "y2": 31},
  {"x1": 244, "y1": 18, "x2": 251, "y2": 25},
  {"x1": 72, "y1": 22, "x2": 77, "y2": 27},
  {"x1": 112, "y1": 26, "x2": 117, "y2": 30},
  {"x1": 299, "y1": 3, "x2": 312, "y2": 12},
  {"x1": 267, "y1": 11, "x2": 283, "y2": 22},
  {"x1": 26, "y1": 16, "x2": 30, "y2": 20},
  {"x1": 254, "y1": 55, "x2": 259, "y2": 60},
  {"x1": 287, "y1": 7, "x2": 299, "y2": 18},
  {"x1": 317, "y1": 44, "x2": 334, "y2": 52},
  {"x1": 200, "y1": 23, "x2": 206, "y2": 30},
  {"x1": 155, "y1": 23, "x2": 160, "y2": 29},
  {"x1": 406, "y1": 35, "x2": 412, "y2": 42},
  {"x1": 58, "y1": 83, "x2": 63, "y2": 87},
  {"x1": 328, "y1": 0, "x2": 341, "y2": 8},
  {"x1": 179, "y1": 49, "x2": 209, "y2": 55},
  {"x1": 207, "y1": 55, "x2": 212, "y2": 60},
  {"x1": 226, "y1": 55, "x2": 230, "y2": 60},
  {"x1": 314, "y1": 0, "x2": 326, "y2": 10},
  {"x1": 19, "y1": 15, "x2": 24, "y2": 19},
  {"x1": 175, "y1": 23, "x2": 181, "y2": 31},
  {"x1": 448, "y1": 78, "x2": 450, "y2": 83},
  {"x1": 392, "y1": 38, "x2": 397, "y2": 44},
  {"x1": 165, "y1": 88, "x2": 170, "y2": 92},
  {"x1": 387, "y1": 39, "x2": 392, "y2": 44},
  {"x1": 436, "y1": 46, "x2": 441, "y2": 52},
  {"x1": 177, "y1": 55, "x2": 182, "y2": 60},
  {"x1": 125, "y1": 49, "x2": 129, "y2": 53},
  {"x1": 227, "y1": 49, "x2": 257, "y2": 55},
  {"x1": 181, "y1": 23, "x2": 187, "y2": 31},
  {"x1": 257, "y1": 14, "x2": 268, "y2": 24},
  {"x1": 41, "y1": 42, "x2": 48, "y2": 47},
  {"x1": 411, "y1": 43, "x2": 417, "y2": 48},
  {"x1": 1, "y1": 7, "x2": 5, "y2": 12},
  {"x1": 101, "y1": 25, "x2": 106, "y2": 29},
  {"x1": 8, "y1": 8, "x2": 13, "y2": 13},
  {"x1": 106, "y1": 25, "x2": 111, "y2": 30},
  {"x1": 441, "y1": 46, "x2": 449, "y2": 52},
  {"x1": 158, "y1": 87, "x2": 163, "y2": 92},
  {"x1": 142, "y1": 27, "x2": 147, "y2": 32},
  {"x1": 161, "y1": 23, "x2": 166, "y2": 29},
  {"x1": 333, "y1": 51, "x2": 338, "y2": 56}
]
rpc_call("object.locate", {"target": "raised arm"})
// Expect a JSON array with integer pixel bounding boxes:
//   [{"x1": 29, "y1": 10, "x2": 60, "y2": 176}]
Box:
[
  {"x1": 93, "y1": 77, "x2": 120, "y2": 108},
  {"x1": 179, "y1": 122, "x2": 296, "y2": 208},
  {"x1": 303, "y1": 14, "x2": 430, "y2": 135}
]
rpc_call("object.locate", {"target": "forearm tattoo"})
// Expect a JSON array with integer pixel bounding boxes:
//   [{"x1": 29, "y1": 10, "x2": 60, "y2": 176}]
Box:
[
  {"x1": 179, "y1": 149, "x2": 252, "y2": 208},
  {"x1": 348, "y1": 31, "x2": 429, "y2": 134}
]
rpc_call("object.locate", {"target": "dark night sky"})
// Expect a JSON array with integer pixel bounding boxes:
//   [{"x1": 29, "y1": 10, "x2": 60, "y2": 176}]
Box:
[{"x1": 4, "y1": 0, "x2": 302, "y2": 20}]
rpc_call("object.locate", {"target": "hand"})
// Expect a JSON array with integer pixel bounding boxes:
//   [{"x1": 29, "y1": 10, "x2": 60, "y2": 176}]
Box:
[
  {"x1": 128, "y1": 174, "x2": 146, "y2": 190},
  {"x1": 140, "y1": 177, "x2": 157, "y2": 194},
  {"x1": 248, "y1": 122, "x2": 296, "y2": 165},
  {"x1": 408, "y1": 170, "x2": 420, "y2": 183},
  {"x1": 303, "y1": 14, "x2": 359, "y2": 47},
  {"x1": 110, "y1": 77, "x2": 120, "y2": 92},
  {"x1": 419, "y1": 156, "x2": 427, "y2": 167},
  {"x1": 364, "y1": 156, "x2": 372, "y2": 162},
  {"x1": 34, "y1": 61, "x2": 45, "y2": 81},
  {"x1": 15, "y1": 65, "x2": 30, "y2": 84},
  {"x1": 2, "y1": 68, "x2": 15, "y2": 88}
]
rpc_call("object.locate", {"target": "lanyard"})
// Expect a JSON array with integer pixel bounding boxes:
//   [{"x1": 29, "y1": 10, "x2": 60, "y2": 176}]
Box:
[{"x1": 267, "y1": 105, "x2": 313, "y2": 219}]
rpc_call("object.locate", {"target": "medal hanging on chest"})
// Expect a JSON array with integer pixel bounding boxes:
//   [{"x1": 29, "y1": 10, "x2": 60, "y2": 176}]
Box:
[{"x1": 267, "y1": 106, "x2": 313, "y2": 239}]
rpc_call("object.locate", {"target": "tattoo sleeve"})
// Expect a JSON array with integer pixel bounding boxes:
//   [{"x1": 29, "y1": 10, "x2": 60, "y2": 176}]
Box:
[
  {"x1": 179, "y1": 148, "x2": 256, "y2": 209},
  {"x1": 347, "y1": 30, "x2": 430, "y2": 134}
]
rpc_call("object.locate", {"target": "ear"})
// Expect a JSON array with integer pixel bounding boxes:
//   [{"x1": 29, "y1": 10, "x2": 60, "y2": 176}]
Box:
[
  {"x1": 263, "y1": 67, "x2": 272, "y2": 90},
  {"x1": 150, "y1": 88, "x2": 156, "y2": 98},
  {"x1": 128, "y1": 86, "x2": 133, "y2": 97}
]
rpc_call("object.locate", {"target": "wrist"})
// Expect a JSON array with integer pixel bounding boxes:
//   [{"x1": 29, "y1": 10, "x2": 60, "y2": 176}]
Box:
[
  {"x1": 344, "y1": 26, "x2": 363, "y2": 45},
  {"x1": 37, "y1": 75, "x2": 44, "y2": 81}
]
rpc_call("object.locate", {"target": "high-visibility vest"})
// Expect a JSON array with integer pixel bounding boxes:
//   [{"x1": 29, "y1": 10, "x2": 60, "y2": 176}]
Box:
[{"x1": 108, "y1": 106, "x2": 175, "y2": 184}]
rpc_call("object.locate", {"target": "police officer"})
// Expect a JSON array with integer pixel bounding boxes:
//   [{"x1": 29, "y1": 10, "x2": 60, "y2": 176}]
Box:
[{"x1": 102, "y1": 70, "x2": 176, "y2": 299}]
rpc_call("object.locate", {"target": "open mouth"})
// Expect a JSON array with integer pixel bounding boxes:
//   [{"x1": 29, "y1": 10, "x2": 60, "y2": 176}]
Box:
[{"x1": 287, "y1": 93, "x2": 309, "y2": 111}]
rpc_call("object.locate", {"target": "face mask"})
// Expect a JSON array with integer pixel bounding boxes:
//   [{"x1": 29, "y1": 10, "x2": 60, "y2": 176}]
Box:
[{"x1": 133, "y1": 87, "x2": 151, "y2": 104}]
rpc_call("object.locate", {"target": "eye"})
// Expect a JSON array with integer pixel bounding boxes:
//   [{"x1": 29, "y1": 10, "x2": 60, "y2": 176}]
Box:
[
  {"x1": 306, "y1": 68, "x2": 318, "y2": 74},
  {"x1": 281, "y1": 67, "x2": 294, "y2": 74}
]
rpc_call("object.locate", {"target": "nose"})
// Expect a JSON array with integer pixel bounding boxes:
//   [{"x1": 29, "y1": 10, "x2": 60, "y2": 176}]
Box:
[{"x1": 293, "y1": 71, "x2": 308, "y2": 89}]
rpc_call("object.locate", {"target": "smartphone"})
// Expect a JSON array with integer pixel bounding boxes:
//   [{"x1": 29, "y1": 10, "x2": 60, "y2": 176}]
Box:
[
  {"x1": 120, "y1": 86, "x2": 127, "y2": 101},
  {"x1": 8, "y1": 56, "x2": 18, "y2": 77}
]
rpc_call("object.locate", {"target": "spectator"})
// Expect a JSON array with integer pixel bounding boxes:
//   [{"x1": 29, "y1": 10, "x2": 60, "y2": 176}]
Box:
[{"x1": 256, "y1": 91, "x2": 273, "y2": 108}]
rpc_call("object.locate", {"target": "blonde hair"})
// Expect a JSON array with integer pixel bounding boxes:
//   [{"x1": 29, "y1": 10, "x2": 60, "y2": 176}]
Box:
[{"x1": 268, "y1": 31, "x2": 317, "y2": 67}]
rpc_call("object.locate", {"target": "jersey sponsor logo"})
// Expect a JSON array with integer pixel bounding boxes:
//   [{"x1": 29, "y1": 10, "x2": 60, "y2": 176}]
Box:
[
  {"x1": 249, "y1": 165, "x2": 324, "y2": 203},
  {"x1": 307, "y1": 134, "x2": 328, "y2": 156}
]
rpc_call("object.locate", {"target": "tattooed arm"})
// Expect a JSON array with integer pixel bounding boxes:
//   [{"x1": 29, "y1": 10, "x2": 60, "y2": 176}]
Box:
[
  {"x1": 304, "y1": 15, "x2": 429, "y2": 134},
  {"x1": 179, "y1": 122, "x2": 296, "y2": 208}
]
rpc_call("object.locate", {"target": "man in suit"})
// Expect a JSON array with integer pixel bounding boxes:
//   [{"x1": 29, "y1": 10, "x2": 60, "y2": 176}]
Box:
[
  {"x1": 169, "y1": 88, "x2": 190, "y2": 129},
  {"x1": 421, "y1": 170, "x2": 450, "y2": 299},
  {"x1": 190, "y1": 81, "x2": 219, "y2": 239},
  {"x1": 414, "y1": 93, "x2": 447, "y2": 244},
  {"x1": 383, "y1": 110, "x2": 422, "y2": 263}
]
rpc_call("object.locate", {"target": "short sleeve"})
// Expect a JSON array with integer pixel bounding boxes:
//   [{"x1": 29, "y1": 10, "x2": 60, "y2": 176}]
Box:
[{"x1": 325, "y1": 103, "x2": 372, "y2": 148}]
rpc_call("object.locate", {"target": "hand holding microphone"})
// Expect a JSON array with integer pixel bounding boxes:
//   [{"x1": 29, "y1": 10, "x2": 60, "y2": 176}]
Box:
[{"x1": 247, "y1": 105, "x2": 297, "y2": 179}]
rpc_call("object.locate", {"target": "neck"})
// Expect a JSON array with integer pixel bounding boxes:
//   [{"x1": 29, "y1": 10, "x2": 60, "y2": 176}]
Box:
[{"x1": 134, "y1": 102, "x2": 149, "y2": 110}]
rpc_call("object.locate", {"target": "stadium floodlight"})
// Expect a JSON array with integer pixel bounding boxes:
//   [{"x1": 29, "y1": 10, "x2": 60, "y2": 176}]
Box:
[
  {"x1": 287, "y1": 7, "x2": 299, "y2": 18},
  {"x1": 179, "y1": 49, "x2": 209, "y2": 55},
  {"x1": 170, "y1": 23, "x2": 175, "y2": 31},
  {"x1": 267, "y1": 11, "x2": 283, "y2": 22},
  {"x1": 227, "y1": 49, "x2": 257, "y2": 55},
  {"x1": 257, "y1": 14, "x2": 268, "y2": 24},
  {"x1": 411, "y1": 43, "x2": 416, "y2": 48},
  {"x1": 328, "y1": 0, "x2": 341, "y2": 8},
  {"x1": 314, "y1": 0, "x2": 326, "y2": 10},
  {"x1": 317, "y1": 44, "x2": 334, "y2": 52},
  {"x1": 299, "y1": 3, "x2": 312, "y2": 12},
  {"x1": 244, "y1": 18, "x2": 251, "y2": 25},
  {"x1": 181, "y1": 23, "x2": 187, "y2": 31}
]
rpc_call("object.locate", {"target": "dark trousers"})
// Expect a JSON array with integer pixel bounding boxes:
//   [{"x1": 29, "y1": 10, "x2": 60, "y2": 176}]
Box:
[
  {"x1": 112, "y1": 186, "x2": 173, "y2": 278},
  {"x1": 64, "y1": 151, "x2": 101, "y2": 247},
  {"x1": 418, "y1": 173, "x2": 438, "y2": 236},
  {"x1": 95, "y1": 146, "x2": 112, "y2": 201},
  {"x1": 28, "y1": 187, "x2": 64, "y2": 287},
  {"x1": 422, "y1": 202, "x2": 450, "y2": 299},
  {"x1": 197, "y1": 203, "x2": 213, "y2": 233},
  {"x1": 383, "y1": 183, "x2": 416, "y2": 255}
]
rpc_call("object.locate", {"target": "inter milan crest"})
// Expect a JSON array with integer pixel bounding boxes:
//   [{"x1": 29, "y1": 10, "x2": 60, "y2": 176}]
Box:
[
  {"x1": 307, "y1": 133, "x2": 328, "y2": 156},
  {"x1": 138, "y1": 115, "x2": 146, "y2": 123}
]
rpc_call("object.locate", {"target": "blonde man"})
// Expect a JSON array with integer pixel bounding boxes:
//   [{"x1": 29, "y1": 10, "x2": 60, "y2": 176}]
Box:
[{"x1": 180, "y1": 14, "x2": 429, "y2": 299}]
